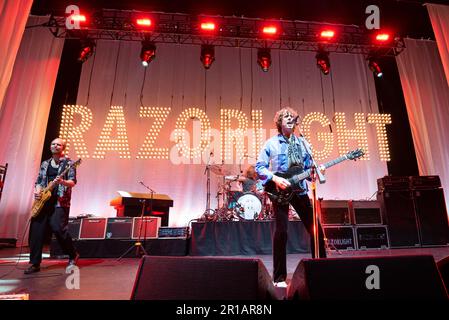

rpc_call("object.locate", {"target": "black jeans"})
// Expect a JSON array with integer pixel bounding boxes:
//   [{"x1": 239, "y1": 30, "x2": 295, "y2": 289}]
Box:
[
  {"x1": 271, "y1": 193, "x2": 326, "y2": 282},
  {"x1": 29, "y1": 202, "x2": 77, "y2": 265}
]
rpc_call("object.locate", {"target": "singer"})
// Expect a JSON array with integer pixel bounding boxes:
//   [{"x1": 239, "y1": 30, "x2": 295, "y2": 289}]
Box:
[
  {"x1": 255, "y1": 107, "x2": 327, "y2": 288},
  {"x1": 25, "y1": 138, "x2": 79, "y2": 274}
]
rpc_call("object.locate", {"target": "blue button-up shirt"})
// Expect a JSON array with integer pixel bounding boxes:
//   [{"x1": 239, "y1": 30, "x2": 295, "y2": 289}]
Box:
[{"x1": 255, "y1": 134, "x2": 313, "y2": 195}]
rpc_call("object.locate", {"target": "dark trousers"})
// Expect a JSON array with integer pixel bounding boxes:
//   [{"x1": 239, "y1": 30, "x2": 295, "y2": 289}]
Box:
[
  {"x1": 271, "y1": 193, "x2": 326, "y2": 282},
  {"x1": 29, "y1": 203, "x2": 77, "y2": 265}
]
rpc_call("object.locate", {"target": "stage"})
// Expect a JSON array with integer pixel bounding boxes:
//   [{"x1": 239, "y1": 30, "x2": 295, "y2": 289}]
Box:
[{"x1": 1, "y1": 246, "x2": 449, "y2": 300}]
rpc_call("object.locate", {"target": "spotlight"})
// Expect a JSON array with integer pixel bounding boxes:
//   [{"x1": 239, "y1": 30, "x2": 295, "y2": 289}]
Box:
[
  {"x1": 200, "y1": 45, "x2": 215, "y2": 69},
  {"x1": 316, "y1": 50, "x2": 330, "y2": 75},
  {"x1": 368, "y1": 57, "x2": 383, "y2": 78},
  {"x1": 257, "y1": 48, "x2": 271, "y2": 72},
  {"x1": 78, "y1": 39, "x2": 95, "y2": 63},
  {"x1": 140, "y1": 41, "x2": 156, "y2": 67}
]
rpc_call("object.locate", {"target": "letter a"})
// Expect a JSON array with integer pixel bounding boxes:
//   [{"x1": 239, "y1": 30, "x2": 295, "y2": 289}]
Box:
[{"x1": 365, "y1": 265, "x2": 380, "y2": 290}]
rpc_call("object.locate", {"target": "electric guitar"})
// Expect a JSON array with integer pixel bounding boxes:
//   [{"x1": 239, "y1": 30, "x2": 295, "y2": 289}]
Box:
[
  {"x1": 31, "y1": 158, "x2": 82, "y2": 218},
  {"x1": 264, "y1": 149, "x2": 364, "y2": 205}
]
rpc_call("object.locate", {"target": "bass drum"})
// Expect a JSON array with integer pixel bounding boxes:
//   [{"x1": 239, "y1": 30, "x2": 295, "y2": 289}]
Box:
[{"x1": 236, "y1": 193, "x2": 262, "y2": 220}]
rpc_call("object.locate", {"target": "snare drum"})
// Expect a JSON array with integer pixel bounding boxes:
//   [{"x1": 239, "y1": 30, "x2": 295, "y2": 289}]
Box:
[{"x1": 236, "y1": 193, "x2": 262, "y2": 220}]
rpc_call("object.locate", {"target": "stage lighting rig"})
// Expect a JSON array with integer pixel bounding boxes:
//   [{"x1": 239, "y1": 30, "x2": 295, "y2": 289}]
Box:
[
  {"x1": 140, "y1": 41, "x2": 156, "y2": 67},
  {"x1": 257, "y1": 48, "x2": 272, "y2": 72},
  {"x1": 316, "y1": 50, "x2": 330, "y2": 75},
  {"x1": 200, "y1": 45, "x2": 215, "y2": 69}
]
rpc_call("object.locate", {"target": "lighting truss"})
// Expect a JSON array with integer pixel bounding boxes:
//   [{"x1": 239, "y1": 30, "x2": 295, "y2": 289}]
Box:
[{"x1": 44, "y1": 9, "x2": 405, "y2": 56}]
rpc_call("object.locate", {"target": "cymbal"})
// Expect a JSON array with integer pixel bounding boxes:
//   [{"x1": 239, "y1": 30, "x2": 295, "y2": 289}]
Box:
[
  {"x1": 210, "y1": 164, "x2": 231, "y2": 176},
  {"x1": 225, "y1": 175, "x2": 239, "y2": 181}
]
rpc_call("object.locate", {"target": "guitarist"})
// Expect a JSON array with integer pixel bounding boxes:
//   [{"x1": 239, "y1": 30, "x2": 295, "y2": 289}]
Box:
[
  {"x1": 255, "y1": 107, "x2": 327, "y2": 288},
  {"x1": 25, "y1": 138, "x2": 79, "y2": 274}
]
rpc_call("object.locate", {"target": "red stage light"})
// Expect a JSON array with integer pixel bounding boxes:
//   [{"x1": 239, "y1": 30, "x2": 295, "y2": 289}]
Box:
[
  {"x1": 316, "y1": 51, "x2": 330, "y2": 75},
  {"x1": 200, "y1": 45, "x2": 215, "y2": 69},
  {"x1": 375, "y1": 33, "x2": 390, "y2": 42},
  {"x1": 71, "y1": 14, "x2": 86, "y2": 22},
  {"x1": 78, "y1": 40, "x2": 95, "y2": 63},
  {"x1": 320, "y1": 30, "x2": 335, "y2": 39},
  {"x1": 257, "y1": 48, "x2": 272, "y2": 72},
  {"x1": 262, "y1": 26, "x2": 277, "y2": 35},
  {"x1": 140, "y1": 41, "x2": 156, "y2": 67},
  {"x1": 201, "y1": 22, "x2": 216, "y2": 31},
  {"x1": 136, "y1": 18, "x2": 152, "y2": 27}
]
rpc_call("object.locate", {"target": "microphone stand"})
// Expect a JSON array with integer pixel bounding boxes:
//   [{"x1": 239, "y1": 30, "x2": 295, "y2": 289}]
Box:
[
  {"x1": 202, "y1": 152, "x2": 215, "y2": 220},
  {"x1": 117, "y1": 181, "x2": 155, "y2": 260},
  {"x1": 300, "y1": 136, "x2": 324, "y2": 259}
]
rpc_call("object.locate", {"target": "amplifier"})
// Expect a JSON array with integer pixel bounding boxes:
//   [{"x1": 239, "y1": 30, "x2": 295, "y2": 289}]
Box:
[
  {"x1": 68, "y1": 218, "x2": 81, "y2": 239},
  {"x1": 350, "y1": 200, "x2": 383, "y2": 225},
  {"x1": 323, "y1": 226, "x2": 356, "y2": 251},
  {"x1": 409, "y1": 175, "x2": 441, "y2": 190},
  {"x1": 105, "y1": 217, "x2": 133, "y2": 239},
  {"x1": 318, "y1": 200, "x2": 351, "y2": 225},
  {"x1": 79, "y1": 218, "x2": 107, "y2": 240},
  {"x1": 355, "y1": 225, "x2": 389, "y2": 250},
  {"x1": 132, "y1": 217, "x2": 161, "y2": 239},
  {"x1": 158, "y1": 227, "x2": 189, "y2": 239},
  {"x1": 377, "y1": 176, "x2": 409, "y2": 191}
]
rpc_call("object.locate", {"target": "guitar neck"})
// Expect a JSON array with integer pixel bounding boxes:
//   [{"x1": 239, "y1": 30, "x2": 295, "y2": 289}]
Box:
[{"x1": 290, "y1": 154, "x2": 349, "y2": 184}]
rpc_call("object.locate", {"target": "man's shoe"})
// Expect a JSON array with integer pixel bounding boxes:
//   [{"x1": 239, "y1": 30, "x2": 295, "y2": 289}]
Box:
[
  {"x1": 66, "y1": 252, "x2": 80, "y2": 272},
  {"x1": 273, "y1": 281, "x2": 288, "y2": 288},
  {"x1": 24, "y1": 264, "x2": 40, "y2": 275}
]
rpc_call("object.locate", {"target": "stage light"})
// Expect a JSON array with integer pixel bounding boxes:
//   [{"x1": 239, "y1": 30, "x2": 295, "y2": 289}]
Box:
[
  {"x1": 257, "y1": 48, "x2": 271, "y2": 72},
  {"x1": 368, "y1": 57, "x2": 383, "y2": 78},
  {"x1": 78, "y1": 39, "x2": 95, "y2": 63},
  {"x1": 136, "y1": 18, "x2": 152, "y2": 27},
  {"x1": 200, "y1": 45, "x2": 215, "y2": 69},
  {"x1": 320, "y1": 30, "x2": 335, "y2": 39},
  {"x1": 316, "y1": 50, "x2": 330, "y2": 75},
  {"x1": 140, "y1": 41, "x2": 156, "y2": 67},
  {"x1": 375, "y1": 33, "x2": 390, "y2": 42},
  {"x1": 201, "y1": 22, "x2": 216, "y2": 31},
  {"x1": 71, "y1": 14, "x2": 86, "y2": 22},
  {"x1": 262, "y1": 26, "x2": 277, "y2": 35}
]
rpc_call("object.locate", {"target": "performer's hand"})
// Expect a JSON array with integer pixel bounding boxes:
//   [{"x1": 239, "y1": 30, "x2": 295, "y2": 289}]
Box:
[
  {"x1": 54, "y1": 175, "x2": 64, "y2": 185},
  {"x1": 319, "y1": 165, "x2": 326, "y2": 175},
  {"x1": 34, "y1": 189, "x2": 42, "y2": 200},
  {"x1": 272, "y1": 175, "x2": 291, "y2": 190}
]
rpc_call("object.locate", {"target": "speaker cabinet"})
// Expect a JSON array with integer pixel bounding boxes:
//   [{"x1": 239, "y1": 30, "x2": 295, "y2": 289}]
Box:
[
  {"x1": 79, "y1": 218, "x2": 107, "y2": 240},
  {"x1": 413, "y1": 188, "x2": 449, "y2": 246},
  {"x1": 131, "y1": 256, "x2": 276, "y2": 300},
  {"x1": 318, "y1": 200, "x2": 351, "y2": 225},
  {"x1": 287, "y1": 255, "x2": 448, "y2": 300},
  {"x1": 377, "y1": 191, "x2": 420, "y2": 247},
  {"x1": 105, "y1": 217, "x2": 133, "y2": 239}
]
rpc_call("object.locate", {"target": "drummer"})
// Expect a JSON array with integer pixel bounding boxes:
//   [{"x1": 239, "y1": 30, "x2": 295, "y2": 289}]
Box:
[{"x1": 240, "y1": 165, "x2": 260, "y2": 193}]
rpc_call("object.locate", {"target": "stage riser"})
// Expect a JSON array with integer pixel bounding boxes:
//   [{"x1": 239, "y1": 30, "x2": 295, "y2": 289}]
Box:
[{"x1": 50, "y1": 239, "x2": 188, "y2": 258}]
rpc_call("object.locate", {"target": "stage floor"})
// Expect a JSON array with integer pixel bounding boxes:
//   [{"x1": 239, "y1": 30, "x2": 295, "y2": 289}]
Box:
[{"x1": 1, "y1": 245, "x2": 448, "y2": 300}]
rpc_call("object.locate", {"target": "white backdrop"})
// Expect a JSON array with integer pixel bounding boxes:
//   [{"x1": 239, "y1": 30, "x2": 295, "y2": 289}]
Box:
[
  {"x1": 70, "y1": 41, "x2": 388, "y2": 226},
  {"x1": 396, "y1": 38, "x2": 449, "y2": 213}
]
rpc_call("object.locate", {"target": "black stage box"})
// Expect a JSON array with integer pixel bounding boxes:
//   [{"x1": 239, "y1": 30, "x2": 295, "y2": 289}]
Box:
[
  {"x1": 355, "y1": 225, "x2": 389, "y2": 250},
  {"x1": 322, "y1": 226, "x2": 356, "y2": 251}
]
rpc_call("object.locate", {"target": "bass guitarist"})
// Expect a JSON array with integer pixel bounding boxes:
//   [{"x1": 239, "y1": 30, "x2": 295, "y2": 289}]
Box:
[
  {"x1": 255, "y1": 107, "x2": 327, "y2": 288},
  {"x1": 25, "y1": 138, "x2": 79, "y2": 274}
]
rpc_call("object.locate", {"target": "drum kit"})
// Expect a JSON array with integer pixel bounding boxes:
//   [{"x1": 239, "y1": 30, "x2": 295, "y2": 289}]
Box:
[{"x1": 203, "y1": 164, "x2": 273, "y2": 221}]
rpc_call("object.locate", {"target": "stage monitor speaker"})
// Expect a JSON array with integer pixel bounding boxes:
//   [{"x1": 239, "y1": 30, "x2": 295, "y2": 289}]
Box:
[
  {"x1": 412, "y1": 188, "x2": 449, "y2": 246},
  {"x1": 287, "y1": 255, "x2": 448, "y2": 300},
  {"x1": 131, "y1": 256, "x2": 276, "y2": 300},
  {"x1": 377, "y1": 190, "x2": 420, "y2": 247},
  {"x1": 437, "y1": 256, "x2": 449, "y2": 293}
]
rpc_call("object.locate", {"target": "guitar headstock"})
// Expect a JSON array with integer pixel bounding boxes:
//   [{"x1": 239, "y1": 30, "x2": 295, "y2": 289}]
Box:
[
  {"x1": 346, "y1": 148, "x2": 364, "y2": 160},
  {"x1": 73, "y1": 158, "x2": 82, "y2": 167}
]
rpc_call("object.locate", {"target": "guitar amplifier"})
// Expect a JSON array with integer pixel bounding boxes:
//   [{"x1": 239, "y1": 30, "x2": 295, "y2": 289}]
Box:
[
  {"x1": 68, "y1": 217, "x2": 81, "y2": 239},
  {"x1": 318, "y1": 200, "x2": 351, "y2": 225},
  {"x1": 79, "y1": 218, "x2": 107, "y2": 240},
  {"x1": 132, "y1": 217, "x2": 161, "y2": 239},
  {"x1": 323, "y1": 226, "x2": 356, "y2": 250},
  {"x1": 350, "y1": 200, "x2": 383, "y2": 225},
  {"x1": 105, "y1": 217, "x2": 133, "y2": 239},
  {"x1": 377, "y1": 176, "x2": 409, "y2": 191},
  {"x1": 409, "y1": 175, "x2": 441, "y2": 190},
  {"x1": 355, "y1": 225, "x2": 389, "y2": 250}
]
